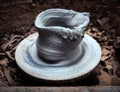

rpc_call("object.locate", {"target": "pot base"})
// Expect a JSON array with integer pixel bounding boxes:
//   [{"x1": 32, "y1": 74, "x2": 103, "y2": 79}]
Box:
[{"x1": 15, "y1": 32, "x2": 101, "y2": 81}]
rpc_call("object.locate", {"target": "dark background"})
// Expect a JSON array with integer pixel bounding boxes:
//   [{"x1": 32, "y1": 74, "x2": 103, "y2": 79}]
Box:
[{"x1": 0, "y1": 0, "x2": 120, "y2": 35}]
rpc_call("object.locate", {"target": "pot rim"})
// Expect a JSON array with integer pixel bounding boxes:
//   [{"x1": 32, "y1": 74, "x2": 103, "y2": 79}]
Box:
[{"x1": 35, "y1": 8, "x2": 90, "y2": 33}]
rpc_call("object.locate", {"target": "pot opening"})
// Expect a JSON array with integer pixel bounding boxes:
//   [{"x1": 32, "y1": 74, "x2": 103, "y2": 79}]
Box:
[{"x1": 44, "y1": 18, "x2": 73, "y2": 29}]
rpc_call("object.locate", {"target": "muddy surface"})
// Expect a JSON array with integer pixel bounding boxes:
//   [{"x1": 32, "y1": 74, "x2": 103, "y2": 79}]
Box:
[{"x1": 0, "y1": 0, "x2": 120, "y2": 86}]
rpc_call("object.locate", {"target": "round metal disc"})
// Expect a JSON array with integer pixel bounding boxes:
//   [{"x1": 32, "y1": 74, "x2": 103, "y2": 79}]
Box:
[{"x1": 15, "y1": 32, "x2": 101, "y2": 81}]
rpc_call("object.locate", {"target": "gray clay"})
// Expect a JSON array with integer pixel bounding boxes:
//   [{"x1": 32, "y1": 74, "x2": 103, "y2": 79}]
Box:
[{"x1": 35, "y1": 9, "x2": 90, "y2": 62}]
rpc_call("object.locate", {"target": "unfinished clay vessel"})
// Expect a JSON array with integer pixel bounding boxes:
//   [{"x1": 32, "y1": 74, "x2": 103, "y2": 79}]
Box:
[
  {"x1": 35, "y1": 9, "x2": 90, "y2": 62},
  {"x1": 15, "y1": 9, "x2": 101, "y2": 81}
]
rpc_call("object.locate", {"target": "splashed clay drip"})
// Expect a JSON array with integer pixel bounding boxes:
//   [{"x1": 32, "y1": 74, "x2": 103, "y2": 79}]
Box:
[
  {"x1": 15, "y1": 9, "x2": 101, "y2": 81},
  {"x1": 35, "y1": 9, "x2": 90, "y2": 62}
]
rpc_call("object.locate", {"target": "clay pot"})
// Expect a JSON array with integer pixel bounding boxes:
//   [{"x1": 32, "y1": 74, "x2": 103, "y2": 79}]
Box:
[{"x1": 35, "y1": 8, "x2": 90, "y2": 61}]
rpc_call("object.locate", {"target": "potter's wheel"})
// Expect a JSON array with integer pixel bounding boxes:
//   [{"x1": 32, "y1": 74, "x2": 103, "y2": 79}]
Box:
[{"x1": 15, "y1": 32, "x2": 101, "y2": 81}]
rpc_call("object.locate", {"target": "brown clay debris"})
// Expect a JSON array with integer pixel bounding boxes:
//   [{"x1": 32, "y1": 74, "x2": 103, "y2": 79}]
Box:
[
  {"x1": 3, "y1": 67, "x2": 14, "y2": 86},
  {"x1": 0, "y1": 53, "x2": 6, "y2": 56},
  {"x1": 105, "y1": 65, "x2": 113, "y2": 70},
  {"x1": 1, "y1": 35, "x2": 21, "y2": 51},
  {"x1": 101, "y1": 56, "x2": 109, "y2": 61},
  {"x1": 12, "y1": 45, "x2": 17, "y2": 51},
  {"x1": 1, "y1": 42, "x2": 10, "y2": 51},
  {"x1": 91, "y1": 27, "x2": 99, "y2": 33},
  {"x1": 5, "y1": 51, "x2": 14, "y2": 60},
  {"x1": 104, "y1": 65, "x2": 113, "y2": 75},
  {"x1": 0, "y1": 58, "x2": 8, "y2": 66},
  {"x1": 102, "y1": 48, "x2": 111, "y2": 56}
]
